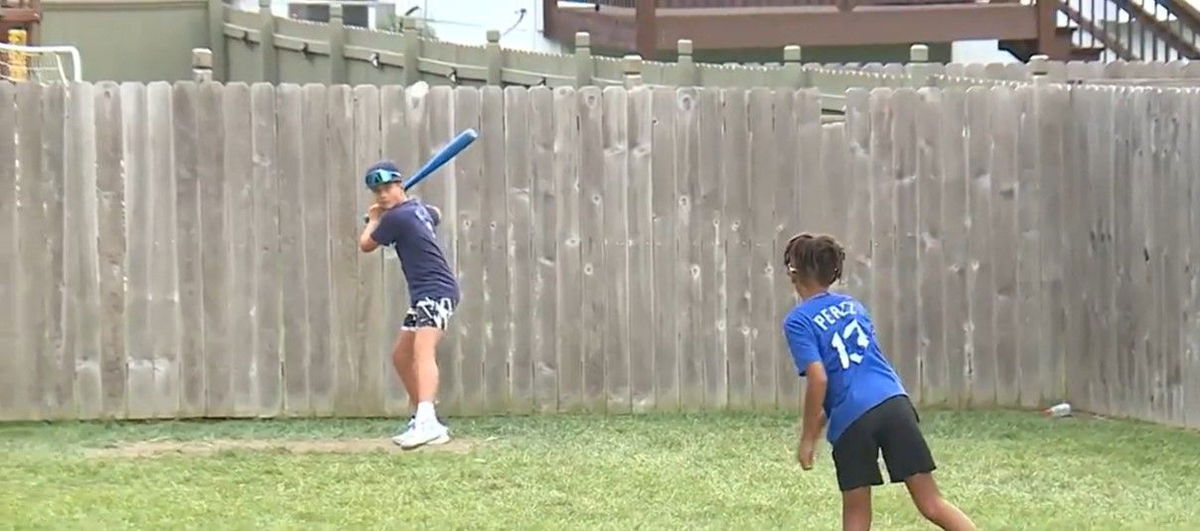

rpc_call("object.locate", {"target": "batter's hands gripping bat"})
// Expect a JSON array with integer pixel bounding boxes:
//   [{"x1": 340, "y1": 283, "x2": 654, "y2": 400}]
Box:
[{"x1": 363, "y1": 128, "x2": 478, "y2": 224}]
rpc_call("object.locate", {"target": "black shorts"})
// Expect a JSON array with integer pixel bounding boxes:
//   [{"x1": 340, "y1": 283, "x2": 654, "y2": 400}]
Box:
[
  {"x1": 831, "y1": 395, "x2": 936, "y2": 491},
  {"x1": 401, "y1": 297, "x2": 456, "y2": 331}
]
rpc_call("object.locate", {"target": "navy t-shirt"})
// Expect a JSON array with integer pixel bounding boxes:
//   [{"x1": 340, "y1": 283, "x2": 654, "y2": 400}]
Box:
[
  {"x1": 370, "y1": 199, "x2": 459, "y2": 305},
  {"x1": 783, "y1": 291, "x2": 907, "y2": 445}
]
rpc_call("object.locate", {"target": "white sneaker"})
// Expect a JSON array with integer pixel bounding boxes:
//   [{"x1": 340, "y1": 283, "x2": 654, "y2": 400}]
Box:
[
  {"x1": 391, "y1": 416, "x2": 416, "y2": 442},
  {"x1": 394, "y1": 420, "x2": 450, "y2": 449}
]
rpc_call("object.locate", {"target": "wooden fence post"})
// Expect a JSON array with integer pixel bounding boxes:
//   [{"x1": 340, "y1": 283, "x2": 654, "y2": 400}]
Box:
[
  {"x1": 575, "y1": 32, "x2": 593, "y2": 86},
  {"x1": 782, "y1": 44, "x2": 805, "y2": 87},
  {"x1": 403, "y1": 17, "x2": 421, "y2": 85},
  {"x1": 674, "y1": 39, "x2": 697, "y2": 86},
  {"x1": 192, "y1": 48, "x2": 213, "y2": 83},
  {"x1": 907, "y1": 44, "x2": 931, "y2": 87},
  {"x1": 486, "y1": 29, "x2": 503, "y2": 85},
  {"x1": 329, "y1": 4, "x2": 347, "y2": 84},
  {"x1": 206, "y1": 0, "x2": 227, "y2": 81},
  {"x1": 624, "y1": 54, "x2": 644, "y2": 88},
  {"x1": 257, "y1": 0, "x2": 276, "y2": 84}
]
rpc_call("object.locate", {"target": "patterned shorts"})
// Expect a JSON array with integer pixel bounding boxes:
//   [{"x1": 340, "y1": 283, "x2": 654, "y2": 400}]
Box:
[{"x1": 401, "y1": 297, "x2": 456, "y2": 331}]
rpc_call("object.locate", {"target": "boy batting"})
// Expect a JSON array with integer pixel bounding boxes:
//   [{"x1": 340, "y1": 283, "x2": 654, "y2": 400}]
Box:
[
  {"x1": 358, "y1": 160, "x2": 459, "y2": 449},
  {"x1": 781, "y1": 233, "x2": 975, "y2": 531}
]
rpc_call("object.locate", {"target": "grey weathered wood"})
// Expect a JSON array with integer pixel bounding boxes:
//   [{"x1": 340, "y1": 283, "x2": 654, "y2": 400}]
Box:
[
  {"x1": 1086, "y1": 87, "x2": 1118, "y2": 416},
  {"x1": 652, "y1": 87, "x2": 681, "y2": 411},
  {"x1": 15, "y1": 82, "x2": 46, "y2": 420},
  {"x1": 41, "y1": 84, "x2": 69, "y2": 418},
  {"x1": 673, "y1": 87, "x2": 703, "y2": 411},
  {"x1": 327, "y1": 84, "x2": 358, "y2": 415},
  {"x1": 554, "y1": 86, "x2": 583, "y2": 412},
  {"x1": 891, "y1": 88, "x2": 921, "y2": 403},
  {"x1": 747, "y1": 87, "x2": 777, "y2": 409},
  {"x1": 198, "y1": 82, "x2": 230, "y2": 416},
  {"x1": 120, "y1": 82, "x2": 155, "y2": 419},
  {"x1": 577, "y1": 86, "x2": 606, "y2": 412},
  {"x1": 172, "y1": 82, "x2": 205, "y2": 418},
  {"x1": 504, "y1": 86, "x2": 534, "y2": 414},
  {"x1": 302, "y1": 84, "x2": 335, "y2": 416},
  {"x1": 146, "y1": 82, "x2": 180, "y2": 418},
  {"x1": 601, "y1": 86, "x2": 631, "y2": 413},
  {"x1": 530, "y1": 86, "x2": 559, "y2": 412},
  {"x1": 425, "y1": 85, "x2": 459, "y2": 414},
  {"x1": 843, "y1": 89, "x2": 873, "y2": 307},
  {"x1": 1065, "y1": 86, "x2": 1091, "y2": 413},
  {"x1": 626, "y1": 86, "x2": 654, "y2": 412},
  {"x1": 94, "y1": 83, "x2": 128, "y2": 419},
  {"x1": 276, "y1": 84, "x2": 309, "y2": 415},
  {"x1": 64, "y1": 82, "x2": 103, "y2": 419},
  {"x1": 939, "y1": 88, "x2": 969, "y2": 407},
  {"x1": 0, "y1": 83, "x2": 18, "y2": 418},
  {"x1": 916, "y1": 88, "x2": 945, "y2": 405},
  {"x1": 771, "y1": 89, "x2": 805, "y2": 411},
  {"x1": 480, "y1": 86, "x2": 511, "y2": 414},
  {"x1": 721, "y1": 88, "x2": 752, "y2": 410},
  {"x1": 222, "y1": 83, "x2": 257, "y2": 417},
  {"x1": 869, "y1": 89, "x2": 899, "y2": 384},
  {"x1": 989, "y1": 86, "x2": 1019, "y2": 407},
  {"x1": 1015, "y1": 85, "x2": 1043, "y2": 408},
  {"x1": 965, "y1": 86, "x2": 994, "y2": 406},
  {"x1": 1187, "y1": 89, "x2": 1200, "y2": 429},
  {"x1": 698, "y1": 88, "x2": 727, "y2": 409},
  {"x1": 1037, "y1": 83, "x2": 1069, "y2": 408},
  {"x1": 1158, "y1": 89, "x2": 1184, "y2": 425},
  {"x1": 250, "y1": 83, "x2": 282, "y2": 416},
  {"x1": 379, "y1": 84, "x2": 411, "y2": 416},
  {"x1": 453, "y1": 86, "x2": 485, "y2": 415},
  {"x1": 1129, "y1": 89, "x2": 1154, "y2": 421},
  {"x1": 352, "y1": 84, "x2": 384, "y2": 416},
  {"x1": 1112, "y1": 87, "x2": 1136, "y2": 417}
]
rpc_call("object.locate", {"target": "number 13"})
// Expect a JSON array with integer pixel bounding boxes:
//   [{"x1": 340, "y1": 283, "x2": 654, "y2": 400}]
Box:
[{"x1": 831, "y1": 319, "x2": 869, "y2": 369}]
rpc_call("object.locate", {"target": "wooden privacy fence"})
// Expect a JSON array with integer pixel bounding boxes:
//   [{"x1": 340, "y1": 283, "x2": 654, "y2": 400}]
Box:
[{"x1": 1, "y1": 81, "x2": 1198, "y2": 428}]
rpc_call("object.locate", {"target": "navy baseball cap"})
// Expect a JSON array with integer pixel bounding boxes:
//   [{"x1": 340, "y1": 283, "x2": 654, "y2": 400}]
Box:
[{"x1": 364, "y1": 160, "x2": 403, "y2": 190}]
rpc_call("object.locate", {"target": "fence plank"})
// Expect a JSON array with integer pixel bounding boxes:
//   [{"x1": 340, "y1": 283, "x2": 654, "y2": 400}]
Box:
[
  {"x1": 94, "y1": 83, "x2": 128, "y2": 419},
  {"x1": 172, "y1": 82, "x2": 205, "y2": 418},
  {"x1": 1112, "y1": 87, "x2": 1136, "y2": 417},
  {"x1": 965, "y1": 86, "x2": 994, "y2": 406},
  {"x1": 425, "y1": 85, "x2": 459, "y2": 414},
  {"x1": 1087, "y1": 87, "x2": 1118, "y2": 416},
  {"x1": 64, "y1": 82, "x2": 103, "y2": 419},
  {"x1": 146, "y1": 82, "x2": 180, "y2": 418},
  {"x1": 1064, "y1": 85, "x2": 1090, "y2": 413},
  {"x1": 221, "y1": 83, "x2": 256, "y2": 416},
  {"x1": 0, "y1": 83, "x2": 17, "y2": 418},
  {"x1": 352, "y1": 84, "x2": 384, "y2": 416},
  {"x1": 989, "y1": 86, "x2": 1019, "y2": 407},
  {"x1": 531, "y1": 86, "x2": 560, "y2": 412},
  {"x1": 504, "y1": 86, "x2": 534, "y2": 414},
  {"x1": 722, "y1": 88, "x2": 752, "y2": 410},
  {"x1": 1130, "y1": 89, "x2": 1154, "y2": 421},
  {"x1": 1160, "y1": 90, "x2": 1185, "y2": 425},
  {"x1": 915, "y1": 88, "x2": 945, "y2": 405},
  {"x1": 601, "y1": 87, "x2": 632, "y2": 413},
  {"x1": 939, "y1": 89, "x2": 969, "y2": 407},
  {"x1": 1015, "y1": 86, "x2": 1043, "y2": 408},
  {"x1": 303, "y1": 84, "x2": 334, "y2": 415},
  {"x1": 771, "y1": 89, "x2": 804, "y2": 411},
  {"x1": 626, "y1": 86, "x2": 655, "y2": 412},
  {"x1": 453, "y1": 86, "x2": 485, "y2": 415},
  {"x1": 554, "y1": 86, "x2": 583, "y2": 412},
  {"x1": 1187, "y1": 89, "x2": 1200, "y2": 429},
  {"x1": 698, "y1": 88, "x2": 727, "y2": 409},
  {"x1": 328, "y1": 85, "x2": 359, "y2": 415},
  {"x1": 673, "y1": 87, "x2": 704, "y2": 411},
  {"x1": 843, "y1": 89, "x2": 873, "y2": 307},
  {"x1": 1040, "y1": 84, "x2": 1070, "y2": 407},
  {"x1": 197, "y1": 83, "x2": 230, "y2": 416},
  {"x1": 480, "y1": 86, "x2": 511, "y2": 414},
  {"x1": 120, "y1": 83, "x2": 155, "y2": 419},
  {"x1": 276, "y1": 84, "x2": 309, "y2": 415},
  {"x1": 576, "y1": 86, "x2": 606, "y2": 412},
  {"x1": 249, "y1": 83, "x2": 282, "y2": 416},
  {"x1": 380, "y1": 84, "x2": 412, "y2": 417},
  {"x1": 747, "y1": 88, "x2": 777, "y2": 410},
  {"x1": 41, "y1": 84, "x2": 69, "y2": 418},
  {"x1": 892, "y1": 88, "x2": 921, "y2": 403},
  {"x1": 15, "y1": 82, "x2": 47, "y2": 420},
  {"x1": 869, "y1": 89, "x2": 899, "y2": 383}
]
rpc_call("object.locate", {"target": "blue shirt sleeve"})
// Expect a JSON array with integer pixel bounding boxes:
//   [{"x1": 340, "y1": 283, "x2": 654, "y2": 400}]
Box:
[
  {"x1": 783, "y1": 313, "x2": 821, "y2": 376},
  {"x1": 371, "y1": 209, "x2": 407, "y2": 246}
]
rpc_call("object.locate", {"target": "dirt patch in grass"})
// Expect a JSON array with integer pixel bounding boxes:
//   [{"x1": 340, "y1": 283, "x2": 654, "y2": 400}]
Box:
[{"x1": 86, "y1": 437, "x2": 478, "y2": 458}]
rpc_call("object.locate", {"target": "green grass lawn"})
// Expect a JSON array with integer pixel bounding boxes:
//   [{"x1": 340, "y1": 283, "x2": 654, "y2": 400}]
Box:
[{"x1": 1, "y1": 410, "x2": 1198, "y2": 530}]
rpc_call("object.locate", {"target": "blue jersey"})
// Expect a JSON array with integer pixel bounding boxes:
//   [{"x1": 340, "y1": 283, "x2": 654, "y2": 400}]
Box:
[
  {"x1": 371, "y1": 199, "x2": 459, "y2": 305},
  {"x1": 782, "y1": 292, "x2": 907, "y2": 444}
]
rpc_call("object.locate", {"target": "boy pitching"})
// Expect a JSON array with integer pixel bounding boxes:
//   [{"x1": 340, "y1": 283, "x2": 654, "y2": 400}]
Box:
[
  {"x1": 781, "y1": 233, "x2": 975, "y2": 531},
  {"x1": 358, "y1": 160, "x2": 459, "y2": 449}
]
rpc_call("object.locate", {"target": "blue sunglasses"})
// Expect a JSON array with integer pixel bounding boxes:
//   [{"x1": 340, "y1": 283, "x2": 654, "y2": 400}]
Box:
[{"x1": 364, "y1": 168, "x2": 403, "y2": 190}]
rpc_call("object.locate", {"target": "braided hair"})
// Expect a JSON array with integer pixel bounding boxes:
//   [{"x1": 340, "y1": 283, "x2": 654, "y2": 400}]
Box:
[{"x1": 783, "y1": 232, "x2": 846, "y2": 287}]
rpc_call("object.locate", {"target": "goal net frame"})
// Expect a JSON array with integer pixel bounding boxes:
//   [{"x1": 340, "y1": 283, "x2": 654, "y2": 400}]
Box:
[{"x1": 0, "y1": 42, "x2": 82, "y2": 83}]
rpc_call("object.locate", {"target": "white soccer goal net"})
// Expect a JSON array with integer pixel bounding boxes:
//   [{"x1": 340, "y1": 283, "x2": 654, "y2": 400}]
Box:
[{"x1": 0, "y1": 43, "x2": 82, "y2": 84}]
